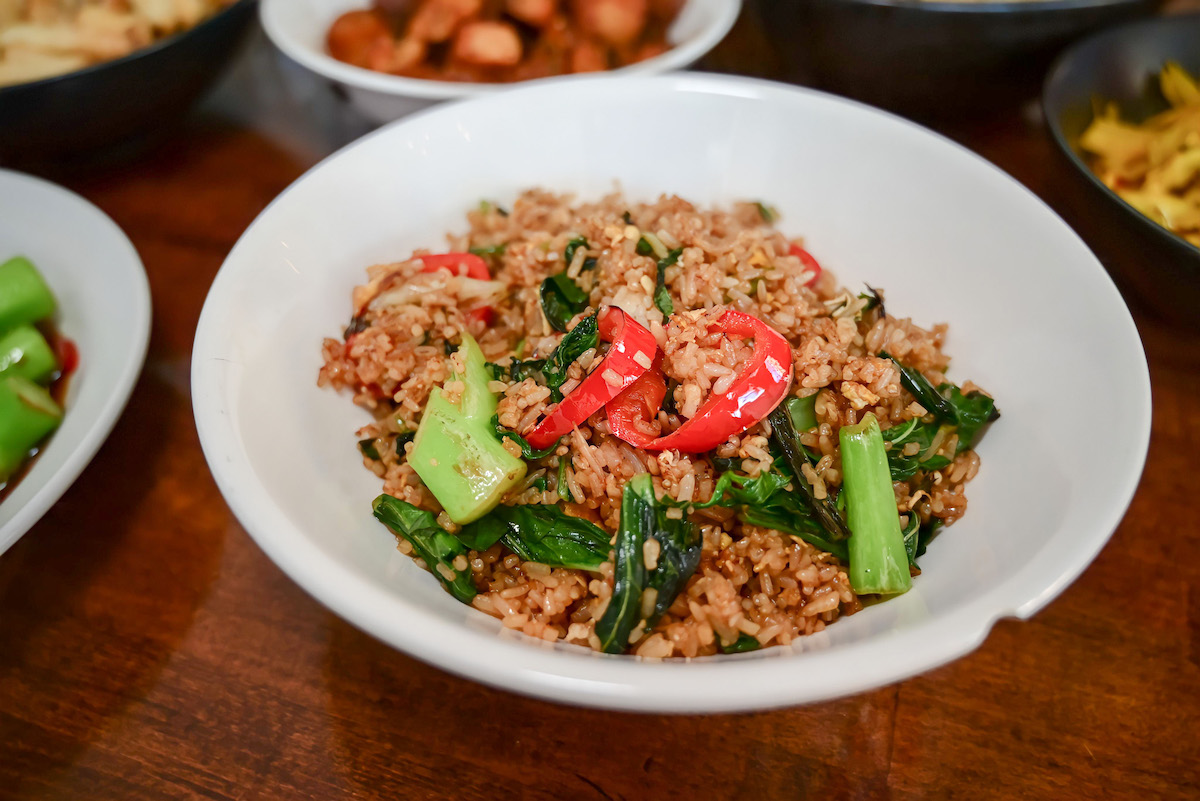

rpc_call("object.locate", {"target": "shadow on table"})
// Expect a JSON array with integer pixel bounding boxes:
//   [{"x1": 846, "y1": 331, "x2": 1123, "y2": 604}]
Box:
[
  {"x1": 321, "y1": 620, "x2": 900, "y2": 800},
  {"x1": 0, "y1": 368, "x2": 225, "y2": 795}
]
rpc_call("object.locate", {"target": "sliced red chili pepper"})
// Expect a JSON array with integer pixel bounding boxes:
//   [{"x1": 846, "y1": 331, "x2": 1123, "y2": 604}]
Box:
[
  {"x1": 420, "y1": 253, "x2": 496, "y2": 328},
  {"x1": 418, "y1": 252, "x2": 491, "y2": 280},
  {"x1": 465, "y1": 306, "x2": 495, "y2": 327},
  {"x1": 789, "y1": 244, "x2": 822, "y2": 287},
  {"x1": 606, "y1": 352, "x2": 667, "y2": 448},
  {"x1": 607, "y1": 310, "x2": 793, "y2": 454},
  {"x1": 56, "y1": 337, "x2": 79, "y2": 377},
  {"x1": 525, "y1": 307, "x2": 658, "y2": 450}
]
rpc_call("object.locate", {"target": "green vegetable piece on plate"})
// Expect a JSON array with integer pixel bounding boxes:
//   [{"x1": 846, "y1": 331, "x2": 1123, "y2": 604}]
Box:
[
  {"x1": 840, "y1": 413, "x2": 912, "y2": 596},
  {"x1": 372, "y1": 495, "x2": 476, "y2": 602},
  {"x1": 409, "y1": 334, "x2": 527, "y2": 524},
  {"x1": 0, "y1": 256, "x2": 56, "y2": 331},
  {"x1": 0, "y1": 325, "x2": 58, "y2": 383},
  {"x1": 0, "y1": 375, "x2": 63, "y2": 482}
]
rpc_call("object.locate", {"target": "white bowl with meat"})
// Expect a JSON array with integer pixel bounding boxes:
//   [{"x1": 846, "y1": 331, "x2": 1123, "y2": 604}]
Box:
[{"x1": 260, "y1": 0, "x2": 742, "y2": 123}]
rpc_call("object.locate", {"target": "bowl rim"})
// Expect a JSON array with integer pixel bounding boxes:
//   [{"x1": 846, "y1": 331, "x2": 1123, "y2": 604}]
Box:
[
  {"x1": 0, "y1": 0, "x2": 255, "y2": 100},
  {"x1": 192, "y1": 72, "x2": 1151, "y2": 712},
  {"x1": 1042, "y1": 11, "x2": 1200, "y2": 260},
  {"x1": 259, "y1": 0, "x2": 743, "y2": 99},
  {"x1": 815, "y1": 0, "x2": 1155, "y2": 13},
  {"x1": 0, "y1": 169, "x2": 152, "y2": 555}
]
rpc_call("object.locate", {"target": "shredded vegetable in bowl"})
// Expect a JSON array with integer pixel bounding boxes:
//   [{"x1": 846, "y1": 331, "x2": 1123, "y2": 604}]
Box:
[
  {"x1": 1080, "y1": 62, "x2": 1200, "y2": 248},
  {"x1": 319, "y1": 190, "x2": 1000, "y2": 658}
]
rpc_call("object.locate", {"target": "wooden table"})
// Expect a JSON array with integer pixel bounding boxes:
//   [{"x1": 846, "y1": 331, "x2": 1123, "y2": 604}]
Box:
[{"x1": 2, "y1": 11, "x2": 1198, "y2": 801}]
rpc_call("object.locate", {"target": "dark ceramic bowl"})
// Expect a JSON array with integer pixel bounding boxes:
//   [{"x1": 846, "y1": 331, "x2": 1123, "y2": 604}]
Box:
[
  {"x1": 756, "y1": 0, "x2": 1161, "y2": 119},
  {"x1": 0, "y1": 0, "x2": 256, "y2": 165},
  {"x1": 1043, "y1": 12, "x2": 1200, "y2": 321}
]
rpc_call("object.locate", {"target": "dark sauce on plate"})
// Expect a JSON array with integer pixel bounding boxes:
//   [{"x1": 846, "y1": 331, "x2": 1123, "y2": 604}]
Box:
[{"x1": 0, "y1": 323, "x2": 77, "y2": 504}]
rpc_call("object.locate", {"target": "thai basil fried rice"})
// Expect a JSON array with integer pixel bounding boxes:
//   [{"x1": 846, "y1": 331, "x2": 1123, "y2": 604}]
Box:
[{"x1": 318, "y1": 190, "x2": 999, "y2": 658}]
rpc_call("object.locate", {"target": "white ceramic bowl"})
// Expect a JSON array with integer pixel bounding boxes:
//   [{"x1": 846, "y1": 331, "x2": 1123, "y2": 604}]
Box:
[
  {"x1": 260, "y1": 0, "x2": 742, "y2": 123},
  {"x1": 0, "y1": 170, "x2": 151, "y2": 554},
  {"x1": 193, "y1": 74, "x2": 1151, "y2": 712}
]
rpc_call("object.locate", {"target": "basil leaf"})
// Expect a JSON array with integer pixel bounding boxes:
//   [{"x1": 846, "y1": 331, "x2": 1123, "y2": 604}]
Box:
[
  {"x1": 721, "y1": 633, "x2": 761, "y2": 654},
  {"x1": 595, "y1": 474, "x2": 701, "y2": 653},
  {"x1": 540, "y1": 271, "x2": 589, "y2": 332},
  {"x1": 372, "y1": 495, "x2": 476, "y2": 602},
  {"x1": 654, "y1": 248, "x2": 681, "y2": 316},
  {"x1": 460, "y1": 504, "x2": 611, "y2": 571}
]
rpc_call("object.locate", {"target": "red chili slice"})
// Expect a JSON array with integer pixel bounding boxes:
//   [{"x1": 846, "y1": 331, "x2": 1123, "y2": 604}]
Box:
[
  {"x1": 418, "y1": 252, "x2": 491, "y2": 280},
  {"x1": 789, "y1": 244, "x2": 822, "y2": 287},
  {"x1": 607, "y1": 310, "x2": 793, "y2": 454},
  {"x1": 56, "y1": 337, "x2": 79, "y2": 377},
  {"x1": 420, "y1": 252, "x2": 495, "y2": 328},
  {"x1": 525, "y1": 307, "x2": 658, "y2": 450}
]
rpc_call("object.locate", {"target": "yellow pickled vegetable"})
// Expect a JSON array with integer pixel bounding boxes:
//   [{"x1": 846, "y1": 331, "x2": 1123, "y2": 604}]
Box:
[{"x1": 1080, "y1": 62, "x2": 1200, "y2": 248}]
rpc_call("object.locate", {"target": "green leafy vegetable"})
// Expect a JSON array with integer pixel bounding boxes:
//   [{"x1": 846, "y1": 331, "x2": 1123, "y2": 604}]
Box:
[
  {"x1": 372, "y1": 495, "x2": 477, "y2": 602},
  {"x1": 721, "y1": 633, "x2": 761, "y2": 654},
  {"x1": 654, "y1": 248, "x2": 681, "y2": 316},
  {"x1": 883, "y1": 352, "x2": 1000, "y2": 452},
  {"x1": 900, "y1": 513, "x2": 920, "y2": 570},
  {"x1": 635, "y1": 236, "x2": 654, "y2": 256},
  {"x1": 469, "y1": 243, "x2": 507, "y2": 257},
  {"x1": 396, "y1": 431, "x2": 415, "y2": 455},
  {"x1": 358, "y1": 438, "x2": 381, "y2": 461},
  {"x1": 767, "y1": 405, "x2": 853, "y2": 544},
  {"x1": 541, "y1": 312, "x2": 598, "y2": 391},
  {"x1": 943, "y1": 384, "x2": 999, "y2": 452},
  {"x1": 557, "y1": 457, "x2": 571, "y2": 501},
  {"x1": 595, "y1": 474, "x2": 702, "y2": 653},
  {"x1": 786, "y1": 395, "x2": 818, "y2": 433},
  {"x1": 755, "y1": 202, "x2": 779, "y2": 223},
  {"x1": 459, "y1": 504, "x2": 611, "y2": 571},
  {"x1": 540, "y1": 271, "x2": 589, "y2": 332}
]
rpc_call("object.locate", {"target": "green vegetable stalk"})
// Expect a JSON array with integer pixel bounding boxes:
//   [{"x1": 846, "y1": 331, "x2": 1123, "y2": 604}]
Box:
[
  {"x1": 409, "y1": 335, "x2": 526, "y2": 524},
  {"x1": 0, "y1": 376, "x2": 63, "y2": 482},
  {"x1": 839, "y1": 413, "x2": 911, "y2": 596},
  {"x1": 0, "y1": 324, "x2": 58, "y2": 382},
  {"x1": 0, "y1": 256, "x2": 56, "y2": 331}
]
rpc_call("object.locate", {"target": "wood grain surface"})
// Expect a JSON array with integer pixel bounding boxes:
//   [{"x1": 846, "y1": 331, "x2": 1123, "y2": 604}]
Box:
[{"x1": 1, "y1": 8, "x2": 1197, "y2": 800}]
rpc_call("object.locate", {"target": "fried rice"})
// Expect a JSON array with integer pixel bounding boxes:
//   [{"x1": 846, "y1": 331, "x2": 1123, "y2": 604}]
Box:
[{"x1": 319, "y1": 189, "x2": 992, "y2": 659}]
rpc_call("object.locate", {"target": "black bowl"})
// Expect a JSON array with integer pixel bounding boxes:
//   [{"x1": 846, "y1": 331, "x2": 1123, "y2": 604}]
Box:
[
  {"x1": 1043, "y1": 13, "x2": 1200, "y2": 322},
  {"x1": 756, "y1": 0, "x2": 1161, "y2": 119},
  {"x1": 0, "y1": 0, "x2": 256, "y2": 166}
]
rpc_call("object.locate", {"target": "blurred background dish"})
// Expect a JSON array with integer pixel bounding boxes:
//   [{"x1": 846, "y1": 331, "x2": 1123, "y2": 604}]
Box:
[
  {"x1": 756, "y1": 0, "x2": 1162, "y2": 120},
  {"x1": 0, "y1": 169, "x2": 150, "y2": 555},
  {"x1": 1043, "y1": 12, "x2": 1200, "y2": 321},
  {"x1": 0, "y1": 0, "x2": 256, "y2": 166},
  {"x1": 260, "y1": 0, "x2": 741, "y2": 123}
]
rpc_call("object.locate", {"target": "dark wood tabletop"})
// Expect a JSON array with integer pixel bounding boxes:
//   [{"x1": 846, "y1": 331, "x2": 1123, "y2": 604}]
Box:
[{"x1": 2, "y1": 8, "x2": 1198, "y2": 800}]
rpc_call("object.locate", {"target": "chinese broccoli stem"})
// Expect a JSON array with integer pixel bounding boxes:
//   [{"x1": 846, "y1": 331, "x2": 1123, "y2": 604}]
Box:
[
  {"x1": 0, "y1": 325, "x2": 58, "y2": 382},
  {"x1": 839, "y1": 413, "x2": 911, "y2": 596},
  {"x1": 0, "y1": 375, "x2": 63, "y2": 482},
  {"x1": 0, "y1": 256, "x2": 56, "y2": 331}
]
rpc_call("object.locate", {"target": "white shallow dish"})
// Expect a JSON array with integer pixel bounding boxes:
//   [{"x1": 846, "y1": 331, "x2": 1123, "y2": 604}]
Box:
[
  {"x1": 0, "y1": 170, "x2": 151, "y2": 555},
  {"x1": 261, "y1": 0, "x2": 742, "y2": 123},
  {"x1": 193, "y1": 74, "x2": 1151, "y2": 713}
]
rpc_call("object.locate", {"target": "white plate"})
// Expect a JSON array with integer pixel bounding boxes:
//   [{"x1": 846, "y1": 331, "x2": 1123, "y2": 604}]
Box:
[
  {"x1": 193, "y1": 74, "x2": 1151, "y2": 712},
  {"x1": 0, "y1": 170, "x2": 151, "y2": 554},
  {"x1": 261, "y1": 0, "x2": 742, "y2": 122}
]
